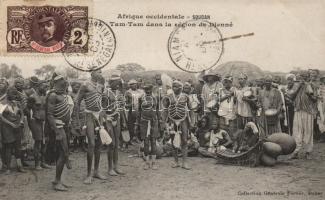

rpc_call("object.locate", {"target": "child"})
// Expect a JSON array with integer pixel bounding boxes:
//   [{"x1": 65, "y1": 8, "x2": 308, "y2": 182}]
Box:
[
  {"x1": 208, "y1": 122, "x2": 233, "y2": 153},
  {"x1": 0, "y1": 87, "x2": 25, "y2": 174}
]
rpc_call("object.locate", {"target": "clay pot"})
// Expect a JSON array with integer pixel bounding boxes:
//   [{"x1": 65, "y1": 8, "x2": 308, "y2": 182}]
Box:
[{"x1": 266, "y1": 133, "x2": 296, "y2": 155}]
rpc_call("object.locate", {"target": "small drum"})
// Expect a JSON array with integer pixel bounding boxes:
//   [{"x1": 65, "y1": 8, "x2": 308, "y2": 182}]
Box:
[
  {"x1": 243, "y1": 90, "x2": 253, "y2": 98},
  {"x1": 190, "y1": 101, "x2": 199, "y2": 110},
  {"x1": 265, "y1": 109, "x2": 278, "y2": 126},
  {"x1": 206, "y1": 99, "x2": 217, "y2": 109},
  {"x1": 121, "y1": 130, "x2": 130, "y2": 142}
]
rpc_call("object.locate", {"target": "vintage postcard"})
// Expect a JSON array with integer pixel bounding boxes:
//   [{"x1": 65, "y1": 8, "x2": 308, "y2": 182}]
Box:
[{"x1": 0, "y1": 0, "x2": 324, "y2": 200}]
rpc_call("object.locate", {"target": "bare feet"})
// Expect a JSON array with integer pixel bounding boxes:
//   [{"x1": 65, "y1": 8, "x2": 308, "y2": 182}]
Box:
[
  {"x1": 83, "y1": 176, "x2": 92, "y2": 185},
  {"x1": 143, "y1": 162, "x2": 150, "y2": 170},
  {"x1": 93, "y1": 172, "x2": 107, "y2": 180},
  {"x1": 114, "y1": 168, "x2": 125, "y2": 175},
  {"x1": 108, "y1": 170, "x2": 118, "y2": 176},
  {"x1": 41, "y1": 163, "x2": 52, "y2": 169},
  {"x1": 182, "y1": 163, "x2": 192, "y2": 170},
  {"x1": 53, "y1": 183, "x2": 68, "y2": 191},
  {"x1": 66, "y1": 160, "x2": 72, "y2": 169},
  {"x1": 52, "y1": 181, "x2": 72, "y2": 188},
  {"x1": 172, "y1": 162, "x2": 180, "y2": 168}
]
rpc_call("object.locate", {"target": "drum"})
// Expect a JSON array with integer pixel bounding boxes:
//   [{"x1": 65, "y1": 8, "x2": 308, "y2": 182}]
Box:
[
  {"x1": 265, "y1": 109, "x2": 278, "y2": 126},
  {"x1": 243, "y1": 90, "x2": 253, "y2": 98},
  {"x1": 121, "y1": 130, "x2": 130, "y2": 142},
  {"x1": 206, "y1": 99, "x2": 217, "y2": 109}
]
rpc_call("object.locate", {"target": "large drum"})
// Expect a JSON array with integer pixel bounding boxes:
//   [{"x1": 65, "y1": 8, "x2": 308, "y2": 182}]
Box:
[{"x1": 265, "y1": 109, "x2": 278, "y2": 126}]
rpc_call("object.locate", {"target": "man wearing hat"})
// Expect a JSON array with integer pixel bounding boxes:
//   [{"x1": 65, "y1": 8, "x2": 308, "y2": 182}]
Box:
[
  {"x1": 76, "y1": 70, "x2": 108, "y2": 184},
  {"x1": 46, "y1": 75, "x2": 72, "y2": 191},
  {"x1": 37, "y1": 13, "x2": 59, "y2": 47},
  {"x1": 201, "y1": 71, "x2": 223, "y2": 129},
  {"x1": 26, "y1": 76, "x2": 51, "y2": 170},
  {"x1": 218, "y1": 75, "x2": 237, "y2": 139},
  {"x1": 125, "y1": 79, "x2": 143, "y2": 144}
]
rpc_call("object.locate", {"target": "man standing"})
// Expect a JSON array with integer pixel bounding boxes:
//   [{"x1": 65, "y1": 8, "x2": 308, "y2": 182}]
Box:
[
  {"x1": 26, "y1": 77, "x2": 51, "y2": 170},
  {"x1": 104, "y1": 74, "x2": 126, "y2": 176},
  {"x1": 282, "y1": 74, "x2": 296, "y2": 135},
  {"x1": 76, "y1": 70, "x2": 107, "y2": 184},
  {"x1": 0, "y1": 78, "x2": 9, "y2": 170},
  {"x1": 235, "y1": 73, "x2": 257, "y2": 129},
  {"x1": 137, "y1": 83, "x2": 160, "y2": 170},
  {"x1": 201, "y1": 72, "x2": 222, "y2": 129},
  {"x1": 14, "y1": 77, "x2": 31, "y2": 167},
  {"x1": 164, "y1": 80, "x2": 191, "y2": 170},
  {"x1": 289, "y1": 71, "x2": 318, "y2": 159},
  {"x1": 125, "y1": 79, "x2": 143, "y2": 143},
  {"x1": 46, "y1": 75, "x2": 72, "y2": 191},
  {"x1": 70, "y1": 81, "x2": 86, "y2": 152},
  {"x1": 218, "y1": 75, "x2": 237, "y2": 139},
  {"x1": 257, "y1": 76, "x2": 283, "y2": 137}
]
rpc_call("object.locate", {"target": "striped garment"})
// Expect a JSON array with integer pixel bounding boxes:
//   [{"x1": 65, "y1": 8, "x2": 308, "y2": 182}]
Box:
[
  {"x1": 294, "y1": 83, "x2": 317, "y2": 116},
  {"x1": 292, "y1": 111, "x2": 314, "y2": 153}
]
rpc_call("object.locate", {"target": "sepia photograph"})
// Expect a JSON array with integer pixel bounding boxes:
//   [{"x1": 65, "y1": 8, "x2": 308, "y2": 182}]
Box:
[{"x1": 0, "y1": 0, "x2": 324, "y2": 199}]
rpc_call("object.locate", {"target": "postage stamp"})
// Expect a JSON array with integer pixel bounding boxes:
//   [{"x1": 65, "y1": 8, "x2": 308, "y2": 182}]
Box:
[
  {"x1": 6, "y1": 5, "x2": 88, "y2": 53},
  {"x1": 168, "y1": 20, "x2": 224, "y2": 73},
  {"x1": 63, "y1": 18, "x2": 116, "y2": 72}
]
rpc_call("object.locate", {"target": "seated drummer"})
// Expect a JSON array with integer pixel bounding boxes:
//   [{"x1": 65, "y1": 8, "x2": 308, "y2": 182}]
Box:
[{"x1": 208, "y1": 121, "x2": 233, "y2": 153}]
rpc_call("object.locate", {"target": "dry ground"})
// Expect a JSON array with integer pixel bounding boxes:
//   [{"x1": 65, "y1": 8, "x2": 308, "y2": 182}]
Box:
[{"x1": 0, "y1": 143, "x2": 324, "y2": 200}]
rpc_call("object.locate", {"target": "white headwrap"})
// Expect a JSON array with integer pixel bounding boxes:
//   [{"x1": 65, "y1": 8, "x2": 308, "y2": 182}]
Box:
[{"x1": 285, "y1": 73, "x2": 296, "y2": 81}]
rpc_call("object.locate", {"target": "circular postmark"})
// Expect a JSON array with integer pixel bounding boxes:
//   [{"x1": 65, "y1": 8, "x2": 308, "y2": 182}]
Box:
[
  {"x1": 168, "y1": 20, "x2": 224, "y2": 73},
  {"x1": 63, "y1": 18, "x2": 116, "y2": 72}
]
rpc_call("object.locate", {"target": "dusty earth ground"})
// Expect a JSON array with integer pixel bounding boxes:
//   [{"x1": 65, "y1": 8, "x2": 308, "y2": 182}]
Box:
[{"x1": 0, "y1": 143, "x2": 324, "y2": 200}]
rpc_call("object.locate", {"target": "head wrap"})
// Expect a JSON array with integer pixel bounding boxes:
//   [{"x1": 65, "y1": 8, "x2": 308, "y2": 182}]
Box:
[
  {"x1": 0, "y1": 78, "x2": 8, "y2": 86},
  {"x1": 285, "y1": 73, "x2": 296, "y2": 81},
  {"x1": 239, "y1": 73, "x2": 248, "y2": 80},
  {"x1": 264, "y1": 75, "x2": 273, "y2": 82},
  {"x1": 223, "y1": 75, "x2": 233, "y2": 82},
  {"x1": 14, "y1": 76, "x2": 25, "y2": 84},
  {"x1": 128, "y1": 79, "x2": 137, "y2": 85},
  {"x1": 29, "y1": 76, "x2": 40, "y2": 85},
  {"x1": 184, "y1": 82, "x2": 191, "y2": 87},
  {"x1": 172, "y1": 80, "x2": 183, "y2": 87}
]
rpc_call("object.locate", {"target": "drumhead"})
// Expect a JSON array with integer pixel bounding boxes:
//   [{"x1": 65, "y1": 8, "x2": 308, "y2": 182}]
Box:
[{"x1": 265, "y1": 109, "x2": 277, "y2": 116}]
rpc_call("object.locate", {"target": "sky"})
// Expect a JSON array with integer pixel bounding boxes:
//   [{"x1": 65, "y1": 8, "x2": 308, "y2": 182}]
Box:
[{"x1": 0, "y1": 0, "x2": 324, "y2": 77}]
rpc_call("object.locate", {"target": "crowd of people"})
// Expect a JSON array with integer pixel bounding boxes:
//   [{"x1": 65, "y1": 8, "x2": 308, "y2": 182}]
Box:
[{"x1": 0, "y1": 68, "x2": 324, "y2": 191}]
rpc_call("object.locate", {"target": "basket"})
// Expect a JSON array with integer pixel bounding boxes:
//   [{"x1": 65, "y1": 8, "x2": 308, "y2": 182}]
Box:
[
  {"x1": 198, "y1": 124, "x2": 263, "y2": 167},
  {"x1": 199, "y1": 141, "x2": 263, "y2": 167}
]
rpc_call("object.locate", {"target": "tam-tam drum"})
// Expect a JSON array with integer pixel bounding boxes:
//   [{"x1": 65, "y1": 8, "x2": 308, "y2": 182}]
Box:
[
  {"x1": 243, "y1": 90, "x2": 253, "y2": 98},
  {"x1": 265, "y1": 109, "x2": 278, "y2": 126},
  {"x1": 206, "y1": 99, "x2": 217, "y2": 109}
]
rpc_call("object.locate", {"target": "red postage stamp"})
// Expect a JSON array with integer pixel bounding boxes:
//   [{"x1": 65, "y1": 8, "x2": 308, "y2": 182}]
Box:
[{"x1": 6, "y1": 6, "x2": 88, "y2": 53}]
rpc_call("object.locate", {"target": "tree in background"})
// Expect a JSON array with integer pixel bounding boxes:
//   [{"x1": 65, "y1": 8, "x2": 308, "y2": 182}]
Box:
[
  {"x1": 64, "y1": 67, "x2": 79, "y2": 79},
  {"x1": 116, "y1": 63, "x2": 146, "y2": 72},
  {"x1": 34, "y1": 65, "x2": 56, "y2": 80},
  {"x1": 0, "y1": 63, "x2": 22, "y2": 78}
]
